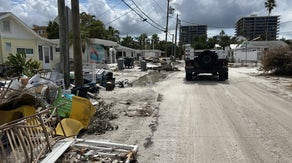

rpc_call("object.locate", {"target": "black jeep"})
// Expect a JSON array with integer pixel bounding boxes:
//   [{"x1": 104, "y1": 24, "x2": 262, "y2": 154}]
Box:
[{"x1": 185, "y1": 50, "x2": 228, "y2": 81}]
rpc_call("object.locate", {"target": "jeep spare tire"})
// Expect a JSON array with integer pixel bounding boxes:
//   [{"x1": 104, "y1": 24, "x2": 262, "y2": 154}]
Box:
[{"x1": 198, "y1": 51, "x2": 218, "y2": 67}]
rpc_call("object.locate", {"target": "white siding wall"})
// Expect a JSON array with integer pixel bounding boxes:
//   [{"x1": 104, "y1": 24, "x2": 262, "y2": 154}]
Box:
[
  {"x1": 1, "y1": 18, "x2": 38, "y2": 39},
  {"x1": 234, "y1": 49, "x2": 259, "y2": 63}
]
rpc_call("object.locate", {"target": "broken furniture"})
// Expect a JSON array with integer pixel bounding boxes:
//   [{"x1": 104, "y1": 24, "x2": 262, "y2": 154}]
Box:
[
  {"x1": 0, "y1": 108, "x2": 59, "y2": 162},
  {"x1": 55, "y1": 95, "x2": 96, "y2": 137},
  {"x1": 0, "y1": 107, "x2": 139, "y2": 162},
  {"x1": 41, "y1": 138, "x2": 138, "y2": 163}
]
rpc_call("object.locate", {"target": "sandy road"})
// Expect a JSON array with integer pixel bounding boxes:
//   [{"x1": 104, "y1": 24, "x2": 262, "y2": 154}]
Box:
[{"x1": 141, "y1": 68, "x2": 292, "y2": 162}]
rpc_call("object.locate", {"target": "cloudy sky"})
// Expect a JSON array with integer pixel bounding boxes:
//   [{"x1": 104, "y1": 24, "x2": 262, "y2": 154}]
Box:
[{"x1": 1, "y1": 0, "x2": 292, "y2": 40}]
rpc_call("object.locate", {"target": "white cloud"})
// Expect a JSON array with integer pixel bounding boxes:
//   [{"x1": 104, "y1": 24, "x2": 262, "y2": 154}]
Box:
[{"x1": 0, "y1": 0, "x2": 291, "y2": 40}]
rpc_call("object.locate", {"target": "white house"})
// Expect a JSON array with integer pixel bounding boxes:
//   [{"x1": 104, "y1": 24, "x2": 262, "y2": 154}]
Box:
[
  {"x1": 0, "y1": 12, "x2": 57, "y2": 69},
  {"x1": 84, "y1": 38, "x2": 118, "y2": 64},
  {"x1": 233, "y1": 40, "x2": 288, "y2": 63},
  {"x1": 139, "y1": 49, "x2": 164, "y2": 59},
  {"x1": 52, "y1": 38, "x2": 118, "y2": 67},
  {"x1": 115, "y1": 45, "x2": 138, "y2": 59}
]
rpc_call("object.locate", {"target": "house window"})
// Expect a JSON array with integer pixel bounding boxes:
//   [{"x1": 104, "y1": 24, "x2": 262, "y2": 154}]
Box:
[
  {"x1": 50, "y1": 47, "x2": 53, "y2": 60},
  {"x1": 38, "y1": 46, "x2": 43, "y2": 60},
  {"x1": 55, "y1": 47, "x2": 60, "y2": 52},
  {"x1": 16, "y1": 48, "x2": 25, "y2": 54},
  {"x1": 3, "y1": 20, "x2": 10, "y2": 32},
  {"x1": 25, "y1": 48, "x2": 33, "y2": 55},
  {"x1": 5, "y1": 42, "x2": 11, "y2": 51},
  {"x1": 17, "y1": 48, "x2": 34, "y2": 55},
  {"x1": 38, "y1": 30, "x2": 45, "y2": 34}
]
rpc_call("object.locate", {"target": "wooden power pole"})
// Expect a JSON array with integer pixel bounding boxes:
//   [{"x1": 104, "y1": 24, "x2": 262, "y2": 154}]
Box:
[
  {"x1": 57, "y1": 0, "x2": 70, "y2": 89},
  {"x1": 71, "y1": 0, "x2": 83, "y2": 87}
]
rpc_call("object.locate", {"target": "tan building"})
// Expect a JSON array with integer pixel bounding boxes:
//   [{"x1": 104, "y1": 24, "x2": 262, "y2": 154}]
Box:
[{"x1": 32, "y1": 25, "x2": 48, "y2": 38}]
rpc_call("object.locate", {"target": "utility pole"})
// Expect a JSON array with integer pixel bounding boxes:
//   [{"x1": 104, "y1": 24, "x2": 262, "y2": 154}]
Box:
[
  {"x1": 58, "y1": 0, "x2": 70, "y2": 89},
  {"x1": 71, "y1": 0, "x2": 83, "y2": 87},
  {"x1": 174, "y1": 13, "x2": 179, "y2": 59},
  {"x1": 64, "y1": 7, "x2": 70, "y2": 89},
  {"x1": 165, "y1": 0, "x2": 170, "y2": 42},
  {"x1": 171, "y1": 34, "x2": 174, "y2": 57},
  {"x1": 57, "y1": 0, "x2": 65, "y2": 73}
]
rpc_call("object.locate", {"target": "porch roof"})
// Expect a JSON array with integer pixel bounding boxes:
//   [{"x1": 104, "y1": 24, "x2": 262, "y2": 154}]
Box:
[{"x1": 90, "y1": 38, "x2": 117, "y2": 47}]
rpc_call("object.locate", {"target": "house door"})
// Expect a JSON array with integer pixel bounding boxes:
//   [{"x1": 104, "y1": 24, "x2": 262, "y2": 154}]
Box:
[{"x1": 42, "y1": 46, "x2": 50, "y2": 69}]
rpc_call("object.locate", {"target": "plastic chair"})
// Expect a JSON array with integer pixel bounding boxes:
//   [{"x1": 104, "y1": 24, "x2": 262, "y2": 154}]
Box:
[{"x1": 55, "y1": 96, "x2": 96, "y2": 137}]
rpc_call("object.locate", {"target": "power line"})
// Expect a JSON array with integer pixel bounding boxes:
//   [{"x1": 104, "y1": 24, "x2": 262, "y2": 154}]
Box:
[
  {"x1": 122, "y1": 0, "x2": 146, "y2": 20},
  {"x1": 179, "y1": 18, "x2": 237, "y2": 29},
  {"x1": 151, "y1": 0, "x2": 165, "y2": 14},
  {"x1": 104, "y1": 9, "x2": 132, "y2": 26},
  {"x1": 130, "y1": 0, "x2": 165, "y2": 29},
  {"x1": 280, "y1": 20, "x2": 292, "y2": 25},
  {"x1": 121, "y1": 0, "x2": 165, "y2": 32},
  {"x1": 279, "y1": 30, "x2": 292, "y2": 34},
  {"x1": 180, "y1": 17, "x2": 292, "y2": 29},
  {"x1": 96, "y1": 1, "x2": 124, "y2": 18}
]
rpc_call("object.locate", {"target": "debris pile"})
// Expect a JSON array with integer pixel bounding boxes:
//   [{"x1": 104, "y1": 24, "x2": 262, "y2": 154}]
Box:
[
  {"x1": 87, "y1": 100, "x2": 118, "y2": 135},
  {"x1": 125, "y1": 102, "x2": 154, "y2": 117},
  {"x1": 59, "y1": 146, "x2": 137, "y2": 163},
  {"x1": 115, "y1": 79, "x2": 133, "y2": 88},
  {"x1": 0, "y1": 57, "x2": 181, "y2": 162}
]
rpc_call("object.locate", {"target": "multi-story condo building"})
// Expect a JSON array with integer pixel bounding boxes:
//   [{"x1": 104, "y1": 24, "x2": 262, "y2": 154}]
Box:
[
  {"x1": 179, "y1": 25, "x2": 207, "y2": 45},
  {"x1": 235, "y1": 15, "x2": 280, "y2": 40}
]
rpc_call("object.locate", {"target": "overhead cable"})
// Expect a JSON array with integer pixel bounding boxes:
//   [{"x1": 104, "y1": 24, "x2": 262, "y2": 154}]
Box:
[
  {"x1": 121, "y1": 0, "x2": 165, "y2": 32},
  {"x1": 104, "y1": 9, "x2": 132, "y2": 25},
  {"x1": 130, "y1": 0, "x2": 165, "y2": 29},
  {"x1": 96, "y1": 1, "x2": 123, "y2": 18},
  {"x1": 152, "y1": 0, "x2": 165, "y2": 14}
]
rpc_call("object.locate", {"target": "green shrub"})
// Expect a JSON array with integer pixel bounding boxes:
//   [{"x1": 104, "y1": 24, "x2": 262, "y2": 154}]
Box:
[
  {"x1": 261, "y1": 47, "x2": 292, "y2": 75},
  {"x1": 5, "y1": 52, "x2": 41, "y2": 77}
]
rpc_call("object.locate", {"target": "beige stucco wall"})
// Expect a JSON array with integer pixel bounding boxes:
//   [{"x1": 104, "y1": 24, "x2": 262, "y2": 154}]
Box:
[
  {"x1": 1, "y1": 38, "x2": 37, "y2": 62},
  {"x1": 1, "y1": 38, "x2": 58, "y2": 69}
]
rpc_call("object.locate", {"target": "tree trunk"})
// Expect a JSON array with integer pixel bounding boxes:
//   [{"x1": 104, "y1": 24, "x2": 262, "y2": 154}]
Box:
[{"x1": 71, "y1": 0, "x2": 83, "y2": 87}]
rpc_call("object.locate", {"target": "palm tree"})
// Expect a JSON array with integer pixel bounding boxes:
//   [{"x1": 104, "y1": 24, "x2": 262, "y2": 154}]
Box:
[
  {"x1": 151, "y1": 34, "x2": 159, "y2": 49},
  {"x1": 264, "y1": 0, "x2": 276, "y2": 40},
  {"x1": 80, "y1": 12, "x2": 106, "y2": 39},
  {"x1": 106, "y1": 26, "x2": 120, "y2": 42},
  {"x1": 138, "y1": 33, "x2": 148, "y2": 50},
  {"x1": 265, "y1": 0, "x2": 276, "y2": 16},
  {"x1": 121, "y1": 35, "x2": 134, "y2": 48}
]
